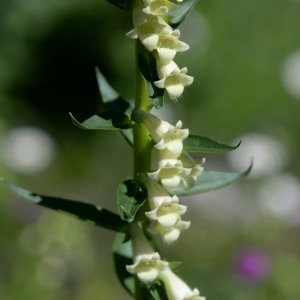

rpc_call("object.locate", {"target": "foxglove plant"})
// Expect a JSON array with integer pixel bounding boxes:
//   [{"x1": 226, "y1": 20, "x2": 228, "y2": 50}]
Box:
[{"x1": 1, "y1": 0, "x2": 252, "y2": 299}]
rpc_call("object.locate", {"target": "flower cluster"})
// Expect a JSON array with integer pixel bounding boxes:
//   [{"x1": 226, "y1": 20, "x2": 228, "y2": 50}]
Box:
[
  {"x1": 127, "y1": 0, "x2": 194, "y2": 100},
  {"x1": 135, "y1": 109, "x2": 204, "y2": 244},
  {"x1": 126, "y1": 223, "x2": 206, "y2": 300},
  {"x1": 126, "y1": 1, "x2": 205, "y2": 298}
]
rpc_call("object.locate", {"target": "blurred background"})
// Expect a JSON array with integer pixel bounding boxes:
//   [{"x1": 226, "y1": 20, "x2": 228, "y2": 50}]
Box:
[{"x1": 1, "y1": 0, "x2": 300, "y2": 299}]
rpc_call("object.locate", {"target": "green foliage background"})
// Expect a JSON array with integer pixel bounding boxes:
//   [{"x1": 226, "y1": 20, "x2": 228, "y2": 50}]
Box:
[{"x1": 1, "y1": 0, "x2": 300, "y2": 299}]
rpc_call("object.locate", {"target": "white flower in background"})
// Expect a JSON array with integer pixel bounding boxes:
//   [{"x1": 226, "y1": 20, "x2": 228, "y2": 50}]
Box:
[
  {"x1": 155, "y1": 66, "x2": 194, "y2": 101},
  {"x1": 1, "y1": 126, "x2": 55, "y2": 174},
  {"x1": 150, "y1": 218, "x2": 191, "y2": 244},
  {"x1": 159, "y1": 267, "x2": 206, "y2": 300},
  {"x1": 126, "y1": 223, "x2": 168, "y2": 283},
  {"x1": 142, "y1": 0, "x2": 178, "y2": 16}
]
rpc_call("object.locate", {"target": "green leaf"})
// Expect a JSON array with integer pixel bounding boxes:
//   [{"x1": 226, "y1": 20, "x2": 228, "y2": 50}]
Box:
[
  {"x1": 106, "y1": 0, "x2": 131, "y2": 11},
  {"x1": 165, "y1": 0, "x2": 199, "y2": 28},
  {"x1": 137, "y1": 41, "x2": 164, "y2": 109},
  {"x1": 117, "y1": 180, "x2": 147, "y2": 222},
  {"x1": 95, "y1": 68, "x2": 133, "y2": 115},
  {"x1": 1, "y1": 179, "x2": 128, "y2": 232},
  {"x1": 120, "y1": 128, "x2": 133, "y2": 146},
  {"x1": 95, "y1": 67, "x2": 119, "y2": 103},
  {"x1": 69, "y1": 111, "x2": 134, "y2": 130},
  {"x1": 171, "y1": 162, "x2": 252, "y2": 196},
  {"x1": 148, "y1": 284, "x2": 169, "y2": 300},
  {"x1": 113, "y1": 233, "x2": 134, "y2": 296},
  {"x1": 183, "y1": 134, "x2": 241, "y2": 153},
  {"x1": 95, "y1": 68, "x2": 134, "y2": 146}
]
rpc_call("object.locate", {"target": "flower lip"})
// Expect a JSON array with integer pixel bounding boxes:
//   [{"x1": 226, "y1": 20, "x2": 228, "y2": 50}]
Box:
[
  {"x1": 126, "y1": 252, "x2": 169, "y2": 283},
  {"x1": 149, "y1": 218, "x2": 191, "y2": 244}
]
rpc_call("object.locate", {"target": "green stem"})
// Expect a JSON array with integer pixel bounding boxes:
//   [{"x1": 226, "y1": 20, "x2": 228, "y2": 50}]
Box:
[
  {"x1": 132, "y1": 40, "x2": 153, "y2": 300},
  {"x1": 133, "y1": 40, "x2": 152, "y2": 178}
]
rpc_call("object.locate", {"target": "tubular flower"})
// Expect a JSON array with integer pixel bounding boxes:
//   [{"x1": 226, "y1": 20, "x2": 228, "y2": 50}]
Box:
[
  {"x1": 149, "y1": 218, "x2": 191, "y2": 244},
  {"x1": 178, "y1": 152, "x2": 205, "y2": 189},
  {"x1": 141, "y1": 175, "x2": 187, "y2": 227},
  {"x1": 126, "y1": 0, "x2": 193, "y2": 100},
  {"x1": 158, "y1": 267, "x2": 206, "y2": 300},
  {"x1": 154, "y1": 66, "x2": 194, "y2": 101},
  {"x1": 134, "y1": 109, "x2": 189, "y2": 159},
  {"x1": 148, "y1": 159, "x2": 202, "y2": 191},
  {"x1": 146, "y1": 198, "x2": 187, "y2": 227},
  {"x1": 126, "y1": 223, "x2": 168, "y2": 283},
  {"x1": 155, "y1": 29, "x2": 190, "y2": 64},
  {"x1": 154, "y1": 120, "x2": 189, "y2": 159},
  {"x1": 142, "y1": 0, "x2": 178, "y2": 16},
  {"x1": 126, "y1": 252, "x2": 168, "y2": 283}
]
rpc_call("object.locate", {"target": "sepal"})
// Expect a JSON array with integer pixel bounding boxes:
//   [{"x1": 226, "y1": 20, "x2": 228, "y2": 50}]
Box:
[{"x1": 117, "y1": 180, "x2": 147, "y2": 222}]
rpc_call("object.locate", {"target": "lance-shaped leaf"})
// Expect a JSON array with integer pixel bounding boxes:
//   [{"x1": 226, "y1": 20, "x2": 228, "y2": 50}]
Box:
[
  {"x1": 106, "y1": 0, "x2": 131, "y2": 11},
  {"x1": 113, "y1": 233, "x2": 135, "y2": 296},
  {"x1": 95, "y1": 68, "x2": 133, "y2": 115},
  {"x1": 165, "y1": 0, "x2": 199, "y2": 28},
  {"x1": 95, "y1": 68, "x2": 134, "y2": 145},
  {"x1": 183, "y1": 134, "x2": 241, "y2": 153},
  {"x1": 137, "y1": 41, "x2": 164, "y2": 109},
  {"x1": 171, "y1": 162, "x2": 252, "y2": 196},
  {"x1": 1, "y1": 179, "x2": 128, "y2": 232},
  {"x1": 117, "y1": 180, "x2": 147, "y2": 222},
  {"x1": 70, "y1": 111, "x2": 134, "y2": 130}
]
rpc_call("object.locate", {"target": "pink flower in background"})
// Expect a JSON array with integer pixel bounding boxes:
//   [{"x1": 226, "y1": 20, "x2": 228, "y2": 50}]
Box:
[{"x1": 233, "y1": 248, "x2": 270, "y2": 283}]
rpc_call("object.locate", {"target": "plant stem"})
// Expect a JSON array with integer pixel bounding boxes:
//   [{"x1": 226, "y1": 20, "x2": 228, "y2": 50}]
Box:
[
  {"x1": 132, "y1": 40, "x2": 153, "y2": 300},
  {"x1": 133, "y1": 40, "x2": 152, "y2": 178}
]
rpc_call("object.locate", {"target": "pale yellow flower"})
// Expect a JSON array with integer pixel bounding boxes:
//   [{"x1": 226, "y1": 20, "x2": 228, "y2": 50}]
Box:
[
  {"x1": 155, "y1": 66, "x2": 194, "y2": 101},
  {"x1": 126, "y1": 223, "x2": 168, "y2": 283},
  {"x1": 142, "y1": 0, "x2": 178, "y2": 16},
  {"x1": 159, "y1": 267, "x2": 206, "y2": 300},
  {"x1": 134, "y1": 110, "x2": 188, "y2": 159},
  {"x1": 149, "y1": 218, "x2": 190, "y2": 244}
]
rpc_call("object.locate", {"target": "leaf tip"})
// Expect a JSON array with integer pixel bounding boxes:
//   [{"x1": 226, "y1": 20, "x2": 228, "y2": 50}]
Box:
[{"x1": 233, "y1": 140, "x2": 242, "y2": 150}]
